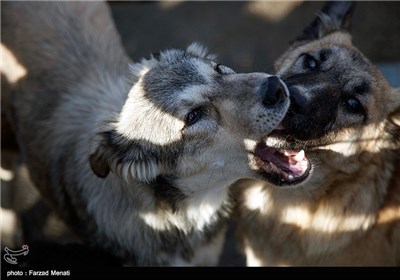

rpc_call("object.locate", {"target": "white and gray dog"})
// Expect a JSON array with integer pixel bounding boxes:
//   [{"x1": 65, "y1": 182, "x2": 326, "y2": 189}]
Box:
[{"x1": 2, "y1": 2, "x2": 289, "y2": 265}]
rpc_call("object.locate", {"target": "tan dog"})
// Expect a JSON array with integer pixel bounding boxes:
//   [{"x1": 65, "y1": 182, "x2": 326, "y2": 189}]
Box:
[
  {"x1": 235, "y1": 1, "x2": 400, "y2": 266},
  {"x1": 2, "y1": 2, "x2": 290, "y2": 265}
]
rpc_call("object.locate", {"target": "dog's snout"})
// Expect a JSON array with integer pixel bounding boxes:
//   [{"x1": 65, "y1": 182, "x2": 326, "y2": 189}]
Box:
[
  {"x1": 262, "y1": 76, "x2": 288, "y2": 107},
  {"x1": 289, "y1": 86, "x2": 308, "y2": 114}
]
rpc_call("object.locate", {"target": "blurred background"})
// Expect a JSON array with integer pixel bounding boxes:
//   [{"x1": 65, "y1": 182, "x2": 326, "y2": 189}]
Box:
[
  {"x1": 109, "y1": 1, "x2": 400, "y2": 83},
  {"x1": 2, "y1": 1, "x2": 400, "y2": 266}
]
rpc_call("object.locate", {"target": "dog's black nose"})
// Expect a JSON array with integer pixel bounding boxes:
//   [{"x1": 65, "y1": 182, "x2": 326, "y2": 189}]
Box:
[{"x1": 262, "y1": 76, "x2": 287, "y2": 107}]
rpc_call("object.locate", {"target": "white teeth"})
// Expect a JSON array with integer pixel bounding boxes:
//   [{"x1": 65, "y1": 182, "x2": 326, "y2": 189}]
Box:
[
  {"x1": 288, "y1": 175, "x2": 294, "y2": 181},
  {"x1": 294, "y1": 150, "x2": 305, "y2": 162}
]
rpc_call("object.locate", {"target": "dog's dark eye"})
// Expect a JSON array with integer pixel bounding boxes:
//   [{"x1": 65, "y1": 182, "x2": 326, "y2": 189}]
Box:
[
  {"x1": 185, "y1": 108, "x2": 203, "y2": 126},
  {"x1": 303, "y1": 54, "x2": 318, "y2": 70},
  {"x1": 345, "y1": 98, "x2": 364, "y2": 114}
]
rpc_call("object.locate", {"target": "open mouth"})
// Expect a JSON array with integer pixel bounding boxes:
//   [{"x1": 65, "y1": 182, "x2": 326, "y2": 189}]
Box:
[{"x1": 254, "y1": 142, "x2": 311, "y2": 185}]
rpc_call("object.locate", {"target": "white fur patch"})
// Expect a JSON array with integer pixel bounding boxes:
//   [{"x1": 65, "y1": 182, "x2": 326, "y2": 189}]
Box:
[
  {"x1": 116, "y1": 80, "x2": 185, "y2": 145},
  {"x1": 0, "y1": 167, "x2": 14, "y2": 182},
  {"x1": 139, "y1": 186, "x2": 228, "y2": 233},
  {"x1": 186, "y1": 190, "x2": 226, "y2": 231},
  {"x1": 139, "y1": 211, "x2": 180, "y2": 232},
  {"x1": 1, "y1": 43, "x2": 27, "y2": 83},
  {"x1": 245, "y1": 243, "x2": 264, "y2": 267},
  {"x1": 264, "y1": 137, "x2": 285, "y2": 148},
  {"x1": 243, "y1": 183, "x2": 273, "y2": 214}
]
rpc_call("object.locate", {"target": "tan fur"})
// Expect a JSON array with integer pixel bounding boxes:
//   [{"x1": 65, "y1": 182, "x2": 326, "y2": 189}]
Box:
[
  {"x1": 237, "y1": 141, "x2": 400, "y2": 265},
  {"x1": 236, "y1": 25, "x2": 400, "y2": 267}
]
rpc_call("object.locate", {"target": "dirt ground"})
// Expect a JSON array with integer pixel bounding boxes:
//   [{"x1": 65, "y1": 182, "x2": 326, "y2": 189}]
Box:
[{"x1": 1, "y1": 1, "x2": 399, "y2": 267}]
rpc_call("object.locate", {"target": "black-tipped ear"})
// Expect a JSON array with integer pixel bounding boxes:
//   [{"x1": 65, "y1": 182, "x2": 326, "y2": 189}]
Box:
[
  {"x1": 186, "y1": 42, "x2": 217, "y2": 60},
  {"x1": 296, "y1": 1, "x2": 356, "y2": 42}
]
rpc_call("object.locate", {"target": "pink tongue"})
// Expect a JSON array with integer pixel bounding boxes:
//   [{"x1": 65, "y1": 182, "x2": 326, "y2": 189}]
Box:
[{"x1": 255, "y1": 146, "x2": 306, "y2": 177}]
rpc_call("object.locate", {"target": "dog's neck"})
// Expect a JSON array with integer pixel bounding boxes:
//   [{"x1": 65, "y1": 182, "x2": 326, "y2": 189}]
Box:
[
  {"x1": 138, "y1": 175, "x2": 231, "y2": 233},
  {"x1": 82, "y1": 172, "x2": 230, "y2": 265}
]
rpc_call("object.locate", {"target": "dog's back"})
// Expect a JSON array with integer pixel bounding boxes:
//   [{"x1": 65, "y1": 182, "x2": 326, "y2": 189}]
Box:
[{"x1": 2, "y1": 2, "x2": 129, "y2": 197}]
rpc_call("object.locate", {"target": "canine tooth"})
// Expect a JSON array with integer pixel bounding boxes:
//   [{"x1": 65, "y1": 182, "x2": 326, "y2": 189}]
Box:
[
  {"x1": 288, "y1": 175, "x2": 294, "y2": 181},
  {"x1": 294, "y1": 150, "x2": 305, "y2": 161}
]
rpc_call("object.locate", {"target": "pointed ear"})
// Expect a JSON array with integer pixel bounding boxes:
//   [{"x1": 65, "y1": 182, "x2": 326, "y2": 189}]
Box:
[
  {"x1": 296, "y1": 1, "x2": 356, "y2": 42},
  {"x1": 89, "y1": 130, "x2": 160, "y2": 184},
  {"x1": 186, "y1": 42, "x2": 217, "y2": 60}
]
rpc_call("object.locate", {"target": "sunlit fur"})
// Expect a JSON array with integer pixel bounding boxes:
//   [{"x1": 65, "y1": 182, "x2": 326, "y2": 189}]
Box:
[{"x1": 2, "y1": 2, "x2": 290, "y2": 266}]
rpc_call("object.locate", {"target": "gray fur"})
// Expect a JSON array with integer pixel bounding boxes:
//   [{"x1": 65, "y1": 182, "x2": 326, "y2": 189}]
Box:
[{"x1": 2, "y1": 2, "x2": 289, "y2": 266}]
